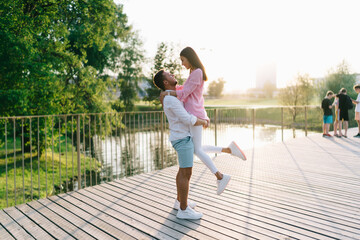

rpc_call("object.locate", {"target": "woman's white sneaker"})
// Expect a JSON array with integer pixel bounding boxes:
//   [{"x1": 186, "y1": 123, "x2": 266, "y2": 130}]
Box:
[
  {"x1": 176, "y1": 206, "x2": 203, "y2": 219},
  {"x1": 173, "y1": 199, "x2": 196, "y2": 210},
  {"x1": 217, "y1": 174, "x2": 231, "y2": 195},
  {"x1": 228, "y1": 141, "x2": 247, "y2": 160}
]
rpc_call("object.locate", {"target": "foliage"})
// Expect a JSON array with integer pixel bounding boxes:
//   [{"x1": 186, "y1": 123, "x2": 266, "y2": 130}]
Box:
[
  {"x1": 207, "y1": 78, "x2": 226, "y2": 98},
  {"x1": 0, "y1": 0, "x2": 132, "y2": 117},
  {"x1": 115, "y1": 32, "x2": 145, "y2": 112},
  {"x1": 278, "y1": 73, "x2": 315, "y2": 122},
  {"x1": 144, "y1": 42, "x2": 183, "y2": 104},
  {"x1": 317, "y1": 60, "x2": 356, "y2": 100}
]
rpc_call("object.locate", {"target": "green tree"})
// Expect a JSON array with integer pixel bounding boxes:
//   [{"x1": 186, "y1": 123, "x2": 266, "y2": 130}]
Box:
[
  {"x1": 207, "y1": 78, "x2": 226, "y2": 98},
  {"x1": 144, "y1": 42, "x2": 183, "y2": 104},
  {"x1": 317, "y1": 60, "x2": 356, "y2": 100},
  {"x1": 278, "y1": 73, "x2": 315, "y2": 122},
  {"x1": 0, "y1": 0, "x2": 132, "y2": 117},
  {"x1": 0, "y1": 0, "x2": 136, "y2": 154},
  {"x1": 115, "y1": 32, "x2": 145, "y2": 112}
]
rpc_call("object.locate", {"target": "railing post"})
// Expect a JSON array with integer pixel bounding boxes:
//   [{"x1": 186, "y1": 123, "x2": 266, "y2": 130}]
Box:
[
  {"x1": 214, "y1": 109, "x2": 217, "y2": 147},
  {"x1": 252, "y1": 108, "x2": 255, "y2": 140},
  {"x1": 161, "y1": 111, "x2": 164, "y2": 169},
  {"x1": 305, "y1": 106, "x2": 308, "y2": 136},
  {"x1": 76, "y1": 115, "x2": 81, "y2": 190},
  {"x1": 281, "y1": 107, "x2": 284, "y2": 142}
]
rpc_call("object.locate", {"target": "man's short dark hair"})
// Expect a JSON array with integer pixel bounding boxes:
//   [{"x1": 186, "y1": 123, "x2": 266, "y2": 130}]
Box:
[
  {"x1": 340, "y1": 88, "x2": 347, "y2": 93},
  {"x1": 153, "y1": 70, "x2": 165, "y2": 91},
  {"x1": 353, "y1": 84, "x2": 360, "y2": 90},
  {"x1": 326, "y1": 90, "x2": 334, "y2": 96}
]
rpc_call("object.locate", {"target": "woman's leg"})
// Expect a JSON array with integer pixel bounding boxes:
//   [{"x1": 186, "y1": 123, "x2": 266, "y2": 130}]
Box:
[
  {"x1": 202, "y1": 145, "x2": 234, "y2": 154},
  {"x1": 190, "y1": 125, "x2": 220, "y2": 175}
]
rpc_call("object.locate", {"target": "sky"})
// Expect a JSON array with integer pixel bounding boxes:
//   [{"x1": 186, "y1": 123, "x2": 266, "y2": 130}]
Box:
[{"x1": 115, "y1": 0, "x2": 360, "y2": 93}]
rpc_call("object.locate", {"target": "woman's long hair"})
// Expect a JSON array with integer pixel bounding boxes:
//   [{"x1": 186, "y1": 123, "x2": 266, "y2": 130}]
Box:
[{"x1": 180, "y1": 47, "x2": 208, "y2": 81}]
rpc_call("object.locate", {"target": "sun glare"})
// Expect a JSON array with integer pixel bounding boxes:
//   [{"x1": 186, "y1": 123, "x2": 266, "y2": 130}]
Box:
[{"x1": 118, "y1": 0, "x2": 360, "y2": 93}]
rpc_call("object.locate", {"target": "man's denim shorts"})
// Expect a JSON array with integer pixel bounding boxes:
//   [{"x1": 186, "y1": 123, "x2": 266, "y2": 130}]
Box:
[{"x1": 171, "y1": 136, "x2": 194, "y2": 168}]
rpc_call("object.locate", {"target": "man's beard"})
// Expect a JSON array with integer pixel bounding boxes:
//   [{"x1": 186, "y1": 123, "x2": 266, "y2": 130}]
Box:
[{"x1": 171, "y1": 80, "x2": 178, "y2": 86}]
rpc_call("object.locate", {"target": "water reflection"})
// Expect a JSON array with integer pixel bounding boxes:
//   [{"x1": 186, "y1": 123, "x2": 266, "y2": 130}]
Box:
[{"x1": 91, "y1": 124, "x2": 314, "y2": 182}]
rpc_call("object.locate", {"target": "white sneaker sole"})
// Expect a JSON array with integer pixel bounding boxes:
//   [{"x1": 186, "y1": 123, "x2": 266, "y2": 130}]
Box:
[
  {"x1": 217, "y1": 175, "x2": 231, "y2": 195},
  {"x1": 229, "y1": 141, "x2": 247, "y2": 160}
]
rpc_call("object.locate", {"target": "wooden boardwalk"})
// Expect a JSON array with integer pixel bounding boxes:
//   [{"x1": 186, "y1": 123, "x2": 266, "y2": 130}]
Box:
[{"x1": 1, "y1": 128, "x2": 360, "y2": 240}]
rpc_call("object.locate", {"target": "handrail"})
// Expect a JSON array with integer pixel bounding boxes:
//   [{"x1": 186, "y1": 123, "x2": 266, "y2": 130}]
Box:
[{"x1": 0, "y1": 106, "x2": 324, "y2": 209}]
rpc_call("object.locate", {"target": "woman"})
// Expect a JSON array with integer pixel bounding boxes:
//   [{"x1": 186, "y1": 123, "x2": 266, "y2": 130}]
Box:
[
  {"x1": 333, "y1": 94, "x2": 340, "y2": 137},
  {"x1": 161, "y1": 47, "x2": 246, "y2": 195}
]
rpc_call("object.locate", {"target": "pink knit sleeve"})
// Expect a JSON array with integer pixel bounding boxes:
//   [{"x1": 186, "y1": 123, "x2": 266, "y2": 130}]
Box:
[
  {"x1": 176, "y1": 69, "x2": 202, "y2": 102},
  {"x1": 176, "y1": 85, "x2": 184, "y2": 91}
]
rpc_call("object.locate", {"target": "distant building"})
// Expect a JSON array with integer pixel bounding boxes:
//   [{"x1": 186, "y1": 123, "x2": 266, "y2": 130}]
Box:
[{"x1": 256, "y1": 62, "x2": 277, "y2": 89}]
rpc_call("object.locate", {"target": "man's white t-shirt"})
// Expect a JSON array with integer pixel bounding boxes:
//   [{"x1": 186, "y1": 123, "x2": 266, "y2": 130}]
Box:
[
  {"x1": 356, "y1": 93, "x2": 360, "y2": 112},
  {"x1": 163, "y1": 95, "x2": 197, "y2": 142}
]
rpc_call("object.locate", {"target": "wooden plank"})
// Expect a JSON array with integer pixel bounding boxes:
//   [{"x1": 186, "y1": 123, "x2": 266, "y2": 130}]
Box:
[
  {"x1": 46, "y1": 194, "x2": 132, "y2": 240},
  {"x1": 0, "y1": 222, "x2": 15, "y2": 240},
  {"x1": 37, "y1": 197, "x2": 116, "y2": 240},
  {"x1": 65, "y1": 190, "x2": 192, "y2": 240},
  {"x1": 98, "y1": 181, "x2": 279, "y2": 240},
  {"x1": 3, "y1": 206, "x2": 53, "y2": 239},
  {"x1": 199, "y1": 158, "x2": 360, "y2": 207},
  {"x1": 131, "y1": 171, "x2": 352, "y2": 239},
  {"x1": 116, "y1": 176, "x2": 316, "y2": 240},
  {"x1": 56, "y1": 192, "x2": 156, "y2": 240},
  {"x1": 153, "y1": 168, "x2": 360, "y2": 237},
  {"x1": 16, "y1": 203, "x2": 75, "y2": 240},
  {"x1": 0, "y1": 210, "x2": 34, "y2": 240},
  {"x1": 144, "y1": 166, "x2": 355, "y2": 225},
  {"x1": 166, "y1": 165, "x2": 360, "y2": 218},
  {"x1": 91, "y1": 183, "x2": 261, "y2": 240},
  {"x1": 27, "y1": 200, "x2": 95, "y2": 240},
  {"x1": 162, "y1": 164, "x2": 360, "y2": 221}
]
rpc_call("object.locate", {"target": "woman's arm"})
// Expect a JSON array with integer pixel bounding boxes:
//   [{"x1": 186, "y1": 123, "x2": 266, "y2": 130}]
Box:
[
  {"x1": 176, "y1": 69, "x2": 202, "y2": 102},
  {"x1": 160, "y1": 91, "x2": 177, "y2": 104}
]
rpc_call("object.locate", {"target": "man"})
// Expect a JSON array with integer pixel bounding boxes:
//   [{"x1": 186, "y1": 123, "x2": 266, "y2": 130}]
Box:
[
  {"x1": 337, "y1": 88, "x2": 351, "y2": 138},
  {"x1": 153, "y1": 69, "x2": 206, "y2": 220}
]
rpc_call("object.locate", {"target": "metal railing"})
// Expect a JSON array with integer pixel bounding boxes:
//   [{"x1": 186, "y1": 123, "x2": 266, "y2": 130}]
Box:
[{"x1": 0, "y1": 106, "x2": 330, "y2": 209}]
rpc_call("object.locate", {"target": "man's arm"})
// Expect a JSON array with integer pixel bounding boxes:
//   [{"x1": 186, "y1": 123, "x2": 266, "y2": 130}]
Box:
[{"x1": 166, "y1": 97, "x2": 207, "y2": 127}]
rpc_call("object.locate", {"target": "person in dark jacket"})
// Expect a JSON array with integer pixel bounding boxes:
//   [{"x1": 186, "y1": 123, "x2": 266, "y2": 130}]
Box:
[{"x1": 337, "y1": 88, "x2": 351, "y2": 137}]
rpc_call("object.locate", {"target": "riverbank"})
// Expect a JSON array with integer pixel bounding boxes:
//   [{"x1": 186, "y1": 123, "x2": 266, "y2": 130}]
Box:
[{"x1": 0, "y1": 137, "x2": 100, "y2": 209}]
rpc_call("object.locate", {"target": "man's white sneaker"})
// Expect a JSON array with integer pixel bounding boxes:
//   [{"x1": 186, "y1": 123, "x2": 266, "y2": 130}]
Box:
[
  {"x1": 176, "y1": 206, "x2": 203, "y2": 220},
  {"x1": 228, "y1": 141, "x2": 247, "y2": 160},
  {"x1": 173, "y1": 199, "x2": 196, "y2": 210},
  {"x1": 217, "y1": 174, "x2": 231, "y2": 195}
]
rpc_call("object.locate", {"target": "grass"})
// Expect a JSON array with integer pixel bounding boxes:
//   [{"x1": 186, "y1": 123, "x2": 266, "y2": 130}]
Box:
[{"x1": 0, "y1": 136, "x2": 101, "y2": 209}]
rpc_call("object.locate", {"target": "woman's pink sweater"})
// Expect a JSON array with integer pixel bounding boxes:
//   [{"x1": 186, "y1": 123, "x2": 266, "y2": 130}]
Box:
[{"x1": 176, "y1": 68, "x2": 209, "y2": 121}]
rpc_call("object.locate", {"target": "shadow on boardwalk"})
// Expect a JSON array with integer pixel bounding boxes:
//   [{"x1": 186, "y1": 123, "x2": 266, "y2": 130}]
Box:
[{"x1": 1, "y1": 128, "x2": 360, "y2": 239}]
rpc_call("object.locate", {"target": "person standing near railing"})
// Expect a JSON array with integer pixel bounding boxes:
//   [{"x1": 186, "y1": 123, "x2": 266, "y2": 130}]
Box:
[
  {"x1": 160, "y1": 46, "x2": 246, "y2": 195},
  {"x1": 351, "y1": 84, "x2": 360, "y2": 138},
  {"x1": 321, "y1": 91, "x2": 334, "y2": 137},
  {"x1": 337, "y1": 88, "x2": 352, "y2": 138},
  {"x1": 333, "y1": 94, "x2": 341, "y2": 137},
  {"x1": 154, "y1": 69, "x2": 206, "y2": 219}
]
